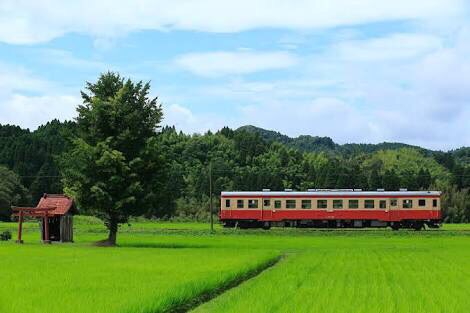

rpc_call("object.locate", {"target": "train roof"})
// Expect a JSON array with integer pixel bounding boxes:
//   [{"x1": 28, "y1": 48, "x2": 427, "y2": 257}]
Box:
[{"x1": 221, "y1": 190, "x2": 441, "y2": 197}]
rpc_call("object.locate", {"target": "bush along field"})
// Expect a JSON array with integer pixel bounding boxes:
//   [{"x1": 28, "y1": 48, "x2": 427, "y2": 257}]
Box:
[{"x1": 1, "y1": 219, "x2": 470, "y2": 313}]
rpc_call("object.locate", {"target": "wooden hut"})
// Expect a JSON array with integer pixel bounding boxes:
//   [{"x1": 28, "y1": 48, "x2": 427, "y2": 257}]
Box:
[
  {"x1": 37, "y1": 194, "x2": 77, "y2": 242},
  {"x1": 13, "y1": 194, "x2": 78, "y2": 243}
]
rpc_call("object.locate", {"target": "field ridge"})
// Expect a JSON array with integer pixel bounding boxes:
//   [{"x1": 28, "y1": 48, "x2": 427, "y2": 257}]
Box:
[{"x1": 168, "y1": 255, "x2": 284, "y2": 313}]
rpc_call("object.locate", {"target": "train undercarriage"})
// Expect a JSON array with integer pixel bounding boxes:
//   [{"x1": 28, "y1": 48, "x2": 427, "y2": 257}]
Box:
[{"x1": 222, "y1": 219, "x2": 441, "y2": 230}]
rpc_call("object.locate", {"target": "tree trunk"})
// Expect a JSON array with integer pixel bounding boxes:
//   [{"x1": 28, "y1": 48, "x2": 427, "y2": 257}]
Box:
[
  {"x1": 95, "y1": 218, "x2": 118, "y2": 246},
  {"x1": 107, "y1": 219, "x2": 118, "y2": 245},
  {"x1": 107, "y1": 228, "x2": 117, "y2": 245}
]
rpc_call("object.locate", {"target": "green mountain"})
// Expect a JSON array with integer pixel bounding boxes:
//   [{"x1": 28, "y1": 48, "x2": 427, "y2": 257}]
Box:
[
  {"x1": 236, "y1": 125, "x2": 425, "y2": 155},
  {"x1": 452, "y1": 147, "x2": 470, "y2": 166}
]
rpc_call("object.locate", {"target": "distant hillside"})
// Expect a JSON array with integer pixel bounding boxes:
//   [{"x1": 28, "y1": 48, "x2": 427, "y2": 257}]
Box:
[
  {"x1": 339, "y1": 142, "x2": 428, "y2": 155},
  {"x1": 0, "y1": 120, "x2": 77, "y2": 204},
  {"x1": 236, "y1": 125, "x2": 292, "y2": 144},
  {"x1": 237, "y1": 125, "x2": 336, "y2": 152},
  {"x1": 452, "y1": 147, "x2": 470, "y2": 166},
  {"x1": 236, "y1": 125, "x2": 425, "y2": 155}
]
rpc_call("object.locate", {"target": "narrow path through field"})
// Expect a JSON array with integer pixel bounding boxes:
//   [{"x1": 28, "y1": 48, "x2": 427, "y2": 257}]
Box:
[{"x1": 167, "y1": 255, "x2": 284, "y2": 313}]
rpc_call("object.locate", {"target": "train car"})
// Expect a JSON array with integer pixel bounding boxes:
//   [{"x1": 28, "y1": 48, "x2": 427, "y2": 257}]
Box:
[{"x1": 220, "y1": 189, "x2": 441, "y2": 230}]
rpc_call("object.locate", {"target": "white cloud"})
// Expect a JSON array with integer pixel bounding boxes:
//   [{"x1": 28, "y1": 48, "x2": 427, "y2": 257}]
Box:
[
  {"x1": 163, "y1": 103, "x2": 228, "y2": 134},
  {"x1": 0, "y1": 64, "x2": 78, "y2": 129},
  {"x1": 334, "y1": 34, "x2": 442, "y2": 61},
  {"x1": 0, "y1": 1, "x2": 469, "y2": 150},
  {"x1": 175, "y1": 51, "x2": 298, "y2": 77},
  {"x1": 237, "y1": 97, "x2": 381, "y2": 143},
  {"x1": 0, "y1": 63, "x2": 53, "y2": 95},
  {"x1": 0, "y1": 0, "x2": 466, "y2": 44},
  {"x1": 0, "y1": 94, "x2": 78, "y2": 129},
  {"x1": 177, "y1": 28, "x2": 470, "y2": 150},
  {"x1": 232, "y1": 92, "x2": 470, "y2": 150},
  {"x1": 38, "y1": 49, "x2": 106, "y2": 70}
]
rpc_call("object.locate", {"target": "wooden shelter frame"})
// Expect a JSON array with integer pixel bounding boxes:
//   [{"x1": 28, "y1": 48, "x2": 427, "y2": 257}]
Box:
[{"x1": 12, "y1": 207, "x2": 56, "y2": 244}]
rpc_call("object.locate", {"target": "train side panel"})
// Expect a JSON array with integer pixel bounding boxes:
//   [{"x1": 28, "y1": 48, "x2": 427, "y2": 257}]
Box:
[{"x1": 220, "y1": 192, "x2": 441, "y2": 229}]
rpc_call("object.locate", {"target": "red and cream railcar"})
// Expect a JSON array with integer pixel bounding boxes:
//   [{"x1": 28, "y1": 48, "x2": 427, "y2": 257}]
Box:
[{"x1": 220, "y1": 190, "x2": 441, "y2": 230}]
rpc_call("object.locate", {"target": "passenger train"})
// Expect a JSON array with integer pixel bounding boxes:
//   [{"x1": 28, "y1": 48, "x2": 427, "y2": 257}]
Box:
[{"x1": 220, "y1": 189, "x2": 441, "y2": 230}]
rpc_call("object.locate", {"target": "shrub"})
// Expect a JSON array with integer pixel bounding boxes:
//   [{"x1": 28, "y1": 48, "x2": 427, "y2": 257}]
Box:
[{"x1": 0, "y1": 231, "x2": 12, "y2": 241}]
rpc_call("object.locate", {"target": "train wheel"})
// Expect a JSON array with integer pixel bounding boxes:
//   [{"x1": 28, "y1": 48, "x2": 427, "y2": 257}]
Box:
[
  {"x1": 262, "y1": 222, "x2": 271, "y2": 230},
  {"x1": 391, "y1": 223, "x2": 401, "y2": 231},
  {"x1": 238, "y1": 221, "x2": 250, "y2": 229},
  {"x1": 223, "y1": 221, "x2": 235, "y2": 228},
  {"x1": 413, "y1": 222, "x2": 424, "y2": 231}
]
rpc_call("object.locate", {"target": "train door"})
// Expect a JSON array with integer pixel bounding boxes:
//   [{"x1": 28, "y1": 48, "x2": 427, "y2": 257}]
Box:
[
  {"x1": 262, "y1": 198, "x2": 272, "y2": 220},
  {"x1": 380, "y1": 199, "x2": 389, "y2": 221},
  {"x1": 389, "y1": 198, "x2": 399, "y2": 221}
]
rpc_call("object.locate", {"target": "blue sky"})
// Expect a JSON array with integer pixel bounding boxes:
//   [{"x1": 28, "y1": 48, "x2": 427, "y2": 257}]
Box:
[{"x1": 0, "y1": 0, "x2": 469, "y2": 150}]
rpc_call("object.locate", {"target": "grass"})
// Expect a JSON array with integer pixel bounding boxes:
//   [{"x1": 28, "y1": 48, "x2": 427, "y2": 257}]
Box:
[
  {"x1": 1, "y1": 219, "x2": 470, "y2": 312},
  {"x1": 194, "y1": 237, "x2": 470, "y2": 313},
  {"x1": 0, "y1": 242, "x2": 277, "y2": 313},
  {"x1": 440, "y1": 223, "x2": 470, "y2": 231}
]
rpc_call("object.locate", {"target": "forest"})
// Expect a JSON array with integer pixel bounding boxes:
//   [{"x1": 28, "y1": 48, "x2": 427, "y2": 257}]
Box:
[{"x1": 0, "y1": 118, "x2": 469, "y2": 223}]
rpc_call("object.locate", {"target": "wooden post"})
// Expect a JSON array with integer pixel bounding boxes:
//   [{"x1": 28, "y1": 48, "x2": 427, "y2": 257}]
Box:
[
  {"x1": 16, "y1": 210, "x2": 24, "y2": 244},
  {"x1": 209, "y1": 161, "x2": 214, "y2": 233},
  {"x1": 43, "y1": 212, "x2": 51, "y2": 244},
  {"x1": 70, "y1": 216, "x2": 74, "y2": 243}
]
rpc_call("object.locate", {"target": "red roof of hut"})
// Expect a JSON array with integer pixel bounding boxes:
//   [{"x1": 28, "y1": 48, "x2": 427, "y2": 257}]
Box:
[{"x1": 36, "y1": 194, "x2": 77, "y2": 216}]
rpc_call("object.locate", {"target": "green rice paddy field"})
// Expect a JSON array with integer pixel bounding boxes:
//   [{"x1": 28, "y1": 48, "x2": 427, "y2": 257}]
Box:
[{"x1": 1, "y1": 218, "x2": 470, "y2": 313}]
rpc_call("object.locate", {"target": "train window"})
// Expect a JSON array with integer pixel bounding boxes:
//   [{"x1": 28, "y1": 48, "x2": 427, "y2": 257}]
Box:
[
  {"x1": 390, "y1": 199, "x2": 398, "y2": 207},
  {"x1": 349, "y1": 200, "x2": 359, "y2": 209},
  {"x1": 317, "y1": 200, "x2": 327, "y2": 209},
  {"x1": 274, "y1": 200, "x2": 282, "y2": 209},
  {"x1": 237, "y1": 199, "x2": 244, "y2": 208},
  {"x1": 333, "y1": 200, "x2": 343, "y2": 209},
  {"x1": 286, "y1": 200, "x2": 296, "y2": 209},
  {"x1": 263, "y1": 199, "x2": 270, "y2": 207},
  {"x1": 403, "y1": 199, "x2": 413, "y2": 208},
  {"x1": 418, "y1": 199, "x2": 426, "y2": 207},
  {"x1": 365, "y1": 200, "x2": 375, "y2": 209},
  {"x1": 248, "y1": 199, "x2": 259, "y2": 209},
  {"x1": 379, "y1": 200, "x2": 386, "y2": 209},
  {"x1": 301, "y1": 200, "x2": 311, "y2": 209},
  {"x1": 433, "y1": 199, "x2": 438, "y2": 207},
  {"x1": 225, "y1": 199, "x2": 231, "y2": 208}
]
